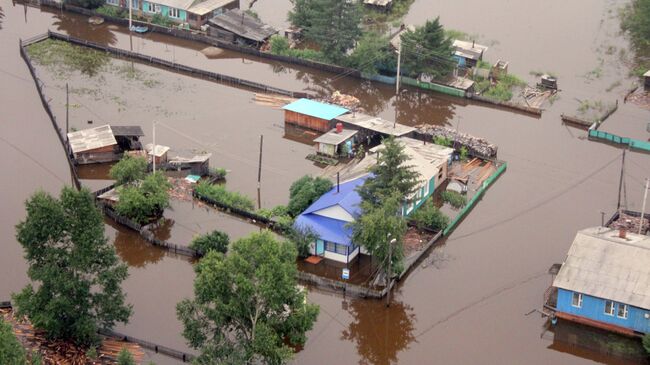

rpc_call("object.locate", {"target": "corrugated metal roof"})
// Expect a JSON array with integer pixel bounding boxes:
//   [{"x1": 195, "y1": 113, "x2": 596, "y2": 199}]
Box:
[
  {"x1": 294, "y1": 214, "x2": 353, "y2": 246},
  {"x1": 453, "y1": 40, "x2": 488, "y2": 61},
  {"x1": 553, "y1": 227, "x2": 650, "y2": 310},
  {"x1": 282, "y1": 98, "x2": 349, "y2": 121},
  {"x1": 313, "y1": 128, "x2": 358, "y2": 145},
  {"x1": 67, "y1": 124, "x2": 117, "y2": 154},
  {"x1": 169, "y1": 153, "x2": 211, "y2": 164},
  {"x1": 302, "y1": 176, "x2": 368, "y2": 217},
  {"x1": 145, "y1": 143, "x2": 170, "y2": 157},
  {"x1": 208, "y1": 9, "x2": 278, "y2": 42},
  {"x1": 336, "y1": 112, "x2": 415, "y2": 137},
  {"x1": 188, "y1": 0, "x2": 234, "y2": 15}
]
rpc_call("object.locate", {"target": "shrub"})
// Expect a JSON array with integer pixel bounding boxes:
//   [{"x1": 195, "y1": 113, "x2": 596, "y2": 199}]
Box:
[
  {"x1": 150, "y1": 13, "x2": 174, "y2": 27},
  {"x1": 459, "y1": 146, "x2": 469, "y2": 161},
  {"x1": 0, "y1": 319, "x2": 26, "y2": 365},
  {"x1": 95, "y1": 5, "x2": 126, "y2": 17},
  {"x1": 269, "y1": 35, "x2": 325, "y2": 62},
  {"x1": 110, "y1": 155, "x2": 148, "y2": 185},
  {"x1": 117, "y1": 348, "x2": 135, "y2": 365},
  {"x1": 411, "y1": 201, "x2": 449, "y2": 232},
  {"x1": 643, "y1": 333, "x2": 650, "y2": 354},
  {"x1": 288, "y1": 176, "x2": 333, "y2": 217},
  {"x1": 190, "y1": 230, "x2": 229, "y2": 255},
  {"x1": 286, "y1": 226, "x2": 318, "y2": 258},
  {"x1": 115, "y1": 172, "x2": 171, "y2": 224},
  {"x1": 195, "y1": 182, "x2": 255, "y2": 212},
  {"x1": 433, "y1": 136, "x2": 452, "y2": 147},
  {"x1": 441, "y1": 190, "x2": 467, "y2": 209},
  {"x1": 210, "y1": 167, "x2": 227, "y2": 180}
]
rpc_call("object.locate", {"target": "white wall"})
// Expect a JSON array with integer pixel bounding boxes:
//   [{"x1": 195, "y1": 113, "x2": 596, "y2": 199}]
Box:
[{"x1": 313, "y1": 205, "x2": 355, "y2": 222}]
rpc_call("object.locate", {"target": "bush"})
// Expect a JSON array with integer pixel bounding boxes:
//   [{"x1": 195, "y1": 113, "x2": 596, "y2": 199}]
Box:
[
  {"x1": 288, "y1": 176, "x2": 333, "y2": 217},
  {"x1": 117, "y1": 348, "x2": 135, "y2": 365},
  {"x1": 110, "y1": 155, "x2": 148, "y2": 185},
  {"x1": 195, "y1": 182, "x2": 255, "y2": 212},
  {"x1": 286, "y1": 226, "x2": 317, "y2": 258},
  {"x1": 433, "y1": 136, "x2": 452, "y2": 147},
  {"x1": 411, "y1": 201, "x2": 449, "y2": 232},
  {"x1": 95, "y1": 5, "x2": 126, "y2": 17},
  {"x1": 269, "y1": 35, "x2": 325, "y2": 62},
  {"x1": 190, "y1": 230, "x2": 229, "y2": 255},
  {"x1": 150, "y1": 13, "x2": 174, "y2": 27},
  {"x1": 0, "y1": 319, "x2": 26, "y2": 365},
  {"x1": 210, "y1": 167, "x2": 227, "y2": 180},
  {"x1": 459, "y1": 146, "x2": 469, "y2": 161},
  {"x1": 643, "y1": 333, "x2": 650, "y2": 354},
  {"x1": 115, "y1": 172, "x2": 171, "y2": 224},
  {"x1": 482, "y1": 74, "x2": 526, "y2": 102},
  {"x1": 441, "y1": 190, "x2": 467, "y2": 209}
]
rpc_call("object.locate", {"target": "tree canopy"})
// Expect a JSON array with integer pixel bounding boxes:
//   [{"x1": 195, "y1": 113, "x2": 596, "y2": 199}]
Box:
[
  {"x1": 0, "y1": 319, "x2": 26, "y2": 365},
  {"x1": 115, "y1": 172, "x2": 171, "y2": 225},
  {"x1": 347, "y1": 31, "x2": 394, "y2": 76},
  {"x1": 622, "y1": 0, "x2": 650, "y2": 51},
  {"x1": 287, "y1": 175, "x2": 333, "y2": 217},
  {"x1": 177, "y1": 231, "x2": 319, "y2": 365},
  {"x1": 109, "y1": 155, "x2": 148, "y2": 186},
  {"x1": 190, "y1": 230, "x2": 230, "y2": 255},
  {"x1": 13, "y1": 187, "x2": 131, "y2": 347},
  {"x1": 400, "y1": 18, "x2": 455, "y2": 79}
]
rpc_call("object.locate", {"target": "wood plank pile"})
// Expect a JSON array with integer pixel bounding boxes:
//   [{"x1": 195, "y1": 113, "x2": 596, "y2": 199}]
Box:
[
  {"x1": 253, "y1": 93, "x2": 296, "y2": 108},
  {"x1": 321, "y1": 91, "x2": 360, "y2": 109},
  {"x1": 416, "y1": 125, "x2": 498, "y2": 157},
  {"x1": 476, "y1": 162, "x2": 496, "y2": 186}
]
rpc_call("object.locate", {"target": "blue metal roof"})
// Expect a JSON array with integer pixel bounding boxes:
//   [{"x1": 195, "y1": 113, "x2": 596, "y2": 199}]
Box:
[
  {"x1": 282, "y1": 98, "x2": 349, "y2": 121},
  {"x1": 302, "y1": 175, "x2": 368, "y2": 217},
  {"x1": 295, "y1": 214, "x2": 353, "y2": 246}
]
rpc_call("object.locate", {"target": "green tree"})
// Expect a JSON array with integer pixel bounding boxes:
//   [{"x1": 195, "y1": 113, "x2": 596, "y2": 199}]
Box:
[
  {"x1": 289, "y1": 0, "x2": 362, "y2": 63},
  {"x1": 0, "y1": 319, "x2": 26, "y2": 365},
  {"x1": 68, "y1": 0, "x2": 105, "y2": 9},
  {"x1": 347, "y1": 31, "x2": 393, "y2": 76},
  {"x1": 400, "y1": 17, "x2": 455, "y2": 79},
  {"x1": 357, "y1": 136, "x2": 420, "y2": 208},
  {"x1": 410, "y1": 200, "x2": 449, "y2": 231},
  {"x1": 177, "y1": 231, "x2": 319, "y2": 365},
  {"x1": 643, "y1": 333, "x2": 650, "y2": 354},
  {"x1": 622, "y1": 0, "x2": 650, "y2": 51},
  {"x1": 287, "y1": 175, "x2": 333, "y2": 217},
  {"x1": 190, "y1": 230, "x2": 230, "y2": 255},
  {"x1": 115, "y1": 172, "x2": 171, "y2": 225},
  {"x1": 286, "y1": 225, "x2": 318, "y2": 258},
  {"x1": 351, "y1": 194, "x2": 407, "y2": 279},
  {"x1": 110, "y1": 155, "x2": 148, "y2": 185},
  {"x1": 13, "y1": 187, "x2": 131, "y2": 347},
  {"x1": 117, "y1": 347, "x2": 135, "y2": 365}
]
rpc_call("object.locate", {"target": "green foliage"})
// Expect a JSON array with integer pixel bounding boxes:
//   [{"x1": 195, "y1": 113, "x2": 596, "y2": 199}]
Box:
[
  {"x1": 400, "y1": 18, "x2": 455, "y2": 79},
  {"x1": 269, "y1": 35, "x2": 325, "y2": 61},
  {"x1": 95, "y1": 4, "x2": 126, "y2": 17},
  {"x1": 289, "y1": 0, "x2": 363, "y2": 63},
  {"x1": 433, "y1": 136, "x2": 452, "y2": 147},
  {"x1": 357, "y1": 136, "x2": 420, "y2": 207},
  {"x1": 117, "y1": 347, "x2": 135, "y2": 365},
  {"x1": 244, "y1": 9, "x2": 260, "y2": 20},
  {"x1": 459, "y1": 146, "x2": 469, "y2": 161},
  {"x1": 190, "y1": 230, "x2": 230, "y2": 255},
  {"x1": 481, "y1": 74, "x2": 526, "y2": 102},
  {"x1": 621, "y1": 0, "x2": 650, "y2": 53},
  {"x1": 150, "y1": 13, "x2": 174, "y2": 27},
  {"x1": 347, "y1": 31, "x2": 393, "y2": 76},
  {"x1": 0, "y1": 319, "x2": 26, "y2": 365},
  {"x1": 69, "y1": 0, "x2": 105, "y2": 9},
  {"x1": 176, "y1": 231, "x2": 319, "y2": 365},
  {"x1": 410, "y1": 201, "x2": 449, "y2": 232},
  {"x1": 110, "y1": 155, "x2": 148, "y2": 185},
  {"x1": 26, "y1": 39, "x2": 109, "y2": 77},
  {"x1": 86, "y1": 347, "x2": 98, "y2": 360},
  {"x1": 362, "y1": 0, "x2": 414, "y2": 25},
  {"x1": 195, "y1": 181, "x2": 256, "y2": 212},
  {"x1": 29, "y1": 351, "x2": 42, "y2": 365},
  {"x1": 352, "y1": 194, "x2": 407, "y2": 277},
  {"x1": 115, "y1": 172, "x2": 172, "y2": 225},
  {"x1": 13, "y1": 187, "x2": 131, "y2": 347},
  {"x1": 288, "y1": 175, "x2": 333, "y2": 217},
  {"x1": 444, "y1": 29, "x2": 469, "y2": 41},
  {"x1": 476, "y1": 60, "x2": 491, "y2": 70},
  {"x1": 643, "y1": 333, "x2": 650, "y2": 354},
  {"x1": 441, "y1": 190, "x2": 466, "y2": 209},
  {"x1": 286, "y1": 226, "x2": 318, "y2": 258},
  {"x1": 211, "y1": 167, "x2": 227, "y2": 180}
]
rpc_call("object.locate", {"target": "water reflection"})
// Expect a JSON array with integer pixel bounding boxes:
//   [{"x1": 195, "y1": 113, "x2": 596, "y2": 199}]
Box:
[
  {"x1": 0, "y1": 6, "x2": 4, "y2": 29},
  {"x1": 546, "y1": 319, "x2": 648, "y2": 365},
  {"x1": 46, "y1": 9, "x2": 117, "y2": 46},
  {"x1": 150, "y1": 217, "x2": 174, "y2": 242},
  {"x1": 111, "y1": 222, "x2": 165, "y2": 268},
  {"x1": 342, "y1": 299, "x2": 416, "y2": 365}
]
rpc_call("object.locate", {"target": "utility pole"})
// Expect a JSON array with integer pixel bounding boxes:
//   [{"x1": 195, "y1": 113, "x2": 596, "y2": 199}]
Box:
[
  {"x1": 128, "y1": 0, "x2": 132, "y2": 30},
  {"x1": 617, "y1": 150, "x2": 626, "y2": 211},
  {"x1": 639, "y1": 178, "x2": 649, "y2": 235},
  {"x1": 152, "y1": 121, "x2": 157, "y2": 174},
  {"x1": 395, "y1": 41, "x2": 402, "y2": 95},
  {"x1": 257, "y1": 134, "x2": 263, "y2": 210},
  {"x1": 65, "y1": 83, "x2": 69, "y2": 144}
]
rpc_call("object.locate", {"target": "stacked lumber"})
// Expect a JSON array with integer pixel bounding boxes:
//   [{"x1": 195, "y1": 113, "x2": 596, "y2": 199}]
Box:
[
  {"x1": 416, "y1": 125, "x2": 498, "y2": 157},
  {"x1": 253, "y1": 94, "x2": 296, "y2": 108},
  {"x1": 476, "y1": 162, "x2": 496, "y2": 186},
  {"x1": 322, "y1": 91, "x2": 360, "y2": 109}
]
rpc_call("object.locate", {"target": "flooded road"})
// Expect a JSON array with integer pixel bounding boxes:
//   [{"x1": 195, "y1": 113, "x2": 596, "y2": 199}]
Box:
[{"x1": 1, "y1": 0, "x2": 650, "y2": 364}]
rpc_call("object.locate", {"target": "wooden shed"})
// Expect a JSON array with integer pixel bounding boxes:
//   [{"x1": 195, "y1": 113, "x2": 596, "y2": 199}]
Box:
[
  {"x1": 146, "y1": 144, "x2": 170, "y2": 165},
  {"x1": 169, "y1": 153, "x2": 211, "y2": 176},
  {"x1": 207, "y1": 8, "x2": 278, "y2": 47},
  {"x1": 67, "y1": 124, "x2": 119, "y2": 165},
  {"x1": 313, "y1": 127, "x2": 358, "y2": 158},
  {"x1": 282, "y1": 98, "x2": 349, "y2": 133}
]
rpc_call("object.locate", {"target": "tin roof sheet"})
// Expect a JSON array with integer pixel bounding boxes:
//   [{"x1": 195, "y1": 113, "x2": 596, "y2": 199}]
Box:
[
  {"x1": 67, "y1": 124, "x2": 117, "y2": 154},
  {"x1": 282, "y1": 98, "x2": 349, "y2": 121}
]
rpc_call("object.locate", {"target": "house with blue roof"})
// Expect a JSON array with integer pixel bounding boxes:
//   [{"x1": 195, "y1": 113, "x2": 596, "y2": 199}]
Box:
[
  {"x1": 294, "y1": 176, "x2": 368, "y2": 264},
  {"x1": 282, "y1": 98, "x2": 349, "y2": 133}
]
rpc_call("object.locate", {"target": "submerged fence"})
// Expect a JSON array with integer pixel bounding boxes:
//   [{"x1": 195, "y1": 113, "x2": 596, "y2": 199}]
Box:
[
  {"x1": 98, "y1": 329, "x2": 195, "y2": 363},
  {"x1": 443, "y1": 161, "x2": 508, "y2": 236}
]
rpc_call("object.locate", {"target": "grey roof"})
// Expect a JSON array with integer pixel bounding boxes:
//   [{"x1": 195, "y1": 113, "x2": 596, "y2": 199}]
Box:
[
  {"x1": 111, "y1": 125, "x2": 145, "y2": 137},
  {"x1": 208, "y1": 9, "x2": 278, "y2": 42},
  {"x1": 452, "y1": 40, "x2": 488, "y2": 61},
  {"x1": 188, "y1": 0, "x2": 235, "y2": 15},
  {"x1": 335, "y1": 112, "x2": 415, "y2": 137},
  {"x1": 67, "y1": 124, "x2": 117, "y2": 154},
  {"x1": 553, "y1": 227, "x2": 650, "y2": 310},
  {"x1": 169, "y1": 153, "x2": 212, "y2": 164},
  {"x1": 313, "y1": 128, "x2": 358, "y2": 146}
]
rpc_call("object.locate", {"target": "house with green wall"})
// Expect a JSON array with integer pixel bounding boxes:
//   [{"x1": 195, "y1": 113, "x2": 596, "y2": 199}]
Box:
[{"x1": 105, "y1": 0, "x2": 238, "y2": 29}]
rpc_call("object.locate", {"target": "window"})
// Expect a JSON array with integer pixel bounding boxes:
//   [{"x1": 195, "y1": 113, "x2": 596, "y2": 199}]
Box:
[
  {"x1": 571, "y1": 292, "x2": 582, "y2": 308},
  {"x1": 335, "y1": 244, "x2": 347, "y2": 255},
  {"x1": 325, "y1": 242, "x2": 336, "y2": 253},
  {"x1": 605, "y1": 300, "x2": 615, "y2": 316},
  {"x1": 130, "y1": 0, "x2": 138, "y2": 9},
  {"x1": 617, "y1": 304, "x2": 629, "y2": 319},
  {"x1": 106, "y1": 0, "x2": 119, "y2": 5},
  {"x1": 154, "y1": 4, "x2": 161, "y2": 13},
  {"x1": 168, "y1": 7, "x2": 179, "y2": 18}
]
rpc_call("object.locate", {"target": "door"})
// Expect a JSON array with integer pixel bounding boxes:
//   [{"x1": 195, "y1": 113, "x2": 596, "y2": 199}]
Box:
[{"x1": 316, "y1": 239, "x2": 325, "y2": 256}]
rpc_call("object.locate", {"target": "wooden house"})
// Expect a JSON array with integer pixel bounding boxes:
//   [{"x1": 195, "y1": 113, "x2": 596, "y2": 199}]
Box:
[
  {"x1": 452, "y1": 40, "x2": 488, "y2": 68},
  {"x1": 313, "y1": 126, "x2": 358, "y2": 158},
  {"x1": 208, "y1": 8, "x2": 278, "y2": 47},
  {"x1": 282, "y1": 99, "x2": 349, "y2": 133},
  {"x1": 169, "y1": 153, "x2": 211, "y2": 175},
  {"x1": 67, "y1": 125, "x2": 120, "y2": 165},
  {"x1": 146, "y1": 144, "x2": 170, "y2": 165}
]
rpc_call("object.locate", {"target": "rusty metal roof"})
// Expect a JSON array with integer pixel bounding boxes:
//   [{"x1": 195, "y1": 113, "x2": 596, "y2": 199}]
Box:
[
  {"x1": 67, "y1": 124, "x2": 117, "y2": 154},
  {"x1": 553, "y1": 227, "x2": 650, "y2": 310}
]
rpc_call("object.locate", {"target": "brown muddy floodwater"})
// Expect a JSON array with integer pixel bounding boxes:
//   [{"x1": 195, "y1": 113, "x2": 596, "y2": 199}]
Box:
[{"x1": 2, "y1": 0, "x2": 650, "y2": 364}]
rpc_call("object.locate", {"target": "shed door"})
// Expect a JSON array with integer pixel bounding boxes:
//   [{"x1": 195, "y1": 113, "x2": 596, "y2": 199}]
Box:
[{"x1": 316, "y1": 239, "x2": 325, "y2": 255}]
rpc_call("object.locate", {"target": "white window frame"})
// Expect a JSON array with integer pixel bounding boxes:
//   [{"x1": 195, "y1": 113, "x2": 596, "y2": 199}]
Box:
[
  {"x1": 153, "y1": 4, "x2": 161, "y2": 13},
  {"x1": 571, "y1": 292, "x2": 583, "y2": 308},
  {"x1": 168, "y1": 7, "x2": 179, "y2": 18},
  {"x1": 130, "y1": 0, "x2": 138, "y2": 9},
  {"x1": 605, "y1": 300, "x2": 615, "y2": 316},
  {"x1": 617, "y1": 304, "x2": 629, "y2": 319}
]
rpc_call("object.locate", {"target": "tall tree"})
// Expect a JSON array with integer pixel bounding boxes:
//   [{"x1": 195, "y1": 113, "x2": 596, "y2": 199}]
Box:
[
  {"x1": 13, "y1": 187, "x2": 131, "y2": 347},
  {"x1": 287, "y1": 175, "x2": 333, "y2": 217},
  {"x1": 109, "y1": 155, "x2": 148, "y2": 186},
  {"x1": 115, "y1": 171, "x2": 171, "y2": 225},
  {"x1": 347, "y1": 31, "x2": 394, "y2": 76},
  {"x1": 357, "y1": 136, "x2": 420, "y2": 208},
  {"x1": 177, "y1": 231, "x2": 319, "y2": 365},
  {"x1": 400, "y1": 17, "x2": 455, "y2": 79}
]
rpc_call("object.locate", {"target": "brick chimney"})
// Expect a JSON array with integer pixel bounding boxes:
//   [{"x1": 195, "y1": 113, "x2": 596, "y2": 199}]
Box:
[{"x1": 619, "y1": 227, "x2": 627, "y2": 239}]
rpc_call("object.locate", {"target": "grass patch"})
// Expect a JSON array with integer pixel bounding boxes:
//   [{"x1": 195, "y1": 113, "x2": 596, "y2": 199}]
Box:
[
  {"x1": 441, "y1": 190, "x2": 467, "y2": 209},
  {"x1": 362, "y1": 0, "x2": 415, "y2": 27},
  {"x1": 269, "y1": 35, "x2": 325, "y2": 62},
  {"x1": 27, "y1": 39, "x2": 110, "y2": 77},
  {"x1": 195, "y1": 181, "x2": 256, "y2": 212},
  {"x1": 481, "y1": 74, "x2": 526, "y2": 102}
]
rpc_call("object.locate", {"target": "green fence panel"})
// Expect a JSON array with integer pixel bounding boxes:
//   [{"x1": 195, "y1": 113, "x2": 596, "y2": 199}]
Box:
[
  {"x1": 589, "y1": 129, "x2": 650, "y2": 152},
  {"x1": 443, "y1": 162, "x2": 507, "y2": 236}
]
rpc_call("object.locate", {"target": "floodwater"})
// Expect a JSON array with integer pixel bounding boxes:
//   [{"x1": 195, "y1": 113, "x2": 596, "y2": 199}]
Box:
[{"x1": 2, "y1": 0, "x2": 650, "y2": 364}]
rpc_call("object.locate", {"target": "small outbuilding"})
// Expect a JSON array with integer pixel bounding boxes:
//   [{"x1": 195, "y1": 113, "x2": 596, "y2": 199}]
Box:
[
  {"x1": 169, "y1": 153, "x2": 211, "y2": 175},
  {"x1": 67, "y1": 124, "x2": 119, "y2": 165},
  {"x1": 452, "y1": 40, "x2": 488, "y2": 68},
  {"x1": 313, "y1": 126, "x2": 358, "y2": 158},
  {"x1": 111, "y1": 125, "x2": 144, "y2": 152},
  {"x1": 208, "y1": 8, "x2": 278, "y2": 47},
  {"x1": 146, "y1": 144, "x2": 170, "y2": 165},
  {"x1": 282, "y1": 98, "x2": 349, "y2": 133}
]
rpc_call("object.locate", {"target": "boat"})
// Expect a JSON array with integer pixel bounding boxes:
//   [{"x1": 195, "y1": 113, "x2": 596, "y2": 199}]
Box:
[
  {"x1": 129, "y1": 25, "x2": 149, "y2": 33},
  {"x1": 88, "y1": 16, "x2": 104, "y2": 25}
]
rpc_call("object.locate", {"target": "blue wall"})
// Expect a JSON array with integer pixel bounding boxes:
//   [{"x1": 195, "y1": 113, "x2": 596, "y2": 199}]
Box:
[{"x1": 557, "y1": 288, "x2": 650, "y2": 334}]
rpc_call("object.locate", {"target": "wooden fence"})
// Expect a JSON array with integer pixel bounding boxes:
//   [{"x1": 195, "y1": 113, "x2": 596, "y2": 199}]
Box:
[
  {"x1": 98, "y1": 329, "x2": 195, "y2": 362},
  {"x1": 297, "y1": 271, "x2": 392, "y2": 299}
]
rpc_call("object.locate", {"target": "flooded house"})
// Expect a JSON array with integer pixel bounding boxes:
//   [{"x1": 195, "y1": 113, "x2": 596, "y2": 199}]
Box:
[
  {"x1": 452, "y1": 40, "x2": 488, "y2": 68},
  {"x1": 548, "y1": 227, "x2": 650, "y2": 336},
  {"x1": 105, "y1": 0, "x2": 238, "y2": 29},
  {"x1": 168, "y1": 153, "x2": 211, "y2": 175},
  {"x1": 111, "y1": 125, "x2": 144, "y2": 152},
  {"x1": 145, "y1": 144, "x2": 170, "y2": 165},
  {"x1": 68, "y1": 124, "x2": 132, "y2": 164},
  {"x1": 282, "y1": 98, "x2": 349, "y2": 133},
  {"x1": 313, "y1": 124, "x2": 358, "y2": 158},
  {"x1": 207, "y1": 8, "x2": 278, "y2": 47}
]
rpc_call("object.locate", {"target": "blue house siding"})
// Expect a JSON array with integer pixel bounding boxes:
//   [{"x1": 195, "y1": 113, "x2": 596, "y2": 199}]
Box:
[{"x1": 557, "y1": 288, "x2": 650, "y2": 334}]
